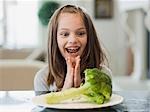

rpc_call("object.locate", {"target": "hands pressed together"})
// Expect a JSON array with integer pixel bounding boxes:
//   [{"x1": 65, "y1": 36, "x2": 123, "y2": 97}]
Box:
[{"x1": 62, "y1": 56, "x2": 82, "y2": 90}]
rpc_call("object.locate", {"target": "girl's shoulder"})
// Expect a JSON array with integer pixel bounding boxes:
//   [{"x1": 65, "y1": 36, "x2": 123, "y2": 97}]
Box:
[
  {"x1": 34, "y1": 65, "x2": 49, "y2": 92},
  {"x1": 35, "y1": 65, "x2": 49, "y2": 79},
  {"x1": 34, "y1": 65, "x2": 57, "y2": 93}
]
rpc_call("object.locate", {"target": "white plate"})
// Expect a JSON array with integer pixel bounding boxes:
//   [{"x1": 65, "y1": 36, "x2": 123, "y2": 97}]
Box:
[{"x1": 32, "y1": 94, "x2": 124, "y2": 109}]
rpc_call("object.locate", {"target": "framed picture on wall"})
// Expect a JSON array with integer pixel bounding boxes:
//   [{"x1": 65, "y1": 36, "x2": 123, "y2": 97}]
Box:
[{"x1": 94, "y1": 0, "x2": 113, "y2": 19}]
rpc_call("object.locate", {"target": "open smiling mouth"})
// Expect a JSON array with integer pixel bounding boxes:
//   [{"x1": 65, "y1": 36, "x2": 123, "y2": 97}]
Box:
[{"x1": 66, "y1": 47, "x2": 80, "y2": 54}]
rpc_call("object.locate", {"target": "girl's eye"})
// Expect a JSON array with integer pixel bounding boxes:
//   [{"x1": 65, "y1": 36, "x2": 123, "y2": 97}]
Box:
[
  {"x1": 60, "y1": 32, "x2": 69, "y2": 37},
  {"x1": 76, "y1": 31, "x2": 86, "y2": 36}
]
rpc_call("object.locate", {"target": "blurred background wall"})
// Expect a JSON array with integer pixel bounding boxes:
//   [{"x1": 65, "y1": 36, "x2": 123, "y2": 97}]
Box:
[{"x1": 0, "y1": 0, "x2": 150, "y2": 86}]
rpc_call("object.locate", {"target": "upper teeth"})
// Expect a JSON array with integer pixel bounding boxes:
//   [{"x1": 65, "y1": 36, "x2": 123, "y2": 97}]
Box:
[{"x1": 66, "y1": 48, "x2": 79, "y2": 53}]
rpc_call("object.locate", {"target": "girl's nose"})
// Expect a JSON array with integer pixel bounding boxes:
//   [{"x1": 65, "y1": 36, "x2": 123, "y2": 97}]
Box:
[{"x1": 68, "y1": 34, "x2": 77, "y2": 43}]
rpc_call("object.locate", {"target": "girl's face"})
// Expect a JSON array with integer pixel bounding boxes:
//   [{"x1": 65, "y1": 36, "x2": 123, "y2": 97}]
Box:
[{"x1": 57, "y1": 13, "x2": 87, "y2": 58}]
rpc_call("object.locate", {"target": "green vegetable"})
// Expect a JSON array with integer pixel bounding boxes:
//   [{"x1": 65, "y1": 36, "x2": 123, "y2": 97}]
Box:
[{"x1": 45, "y1": 68, "x2": 112, "y2": 104}]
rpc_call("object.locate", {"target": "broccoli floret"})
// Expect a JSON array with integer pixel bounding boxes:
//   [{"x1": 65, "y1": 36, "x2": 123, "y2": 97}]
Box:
[{"x1": 45, "y1": 68, "x2": 112, "y2": 104}]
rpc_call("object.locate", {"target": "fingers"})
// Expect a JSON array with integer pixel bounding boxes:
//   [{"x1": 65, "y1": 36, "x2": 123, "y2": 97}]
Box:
[
  {"x1": 74, "y1": 56, "x2": 82, "y2": 87},
  {"x1": 64, "y1": 56, "x2": 82, "y2": 89},
  {"x1": 75, "y1": 56, "x2": 80, "y2": 70},
  {"x1": 66, "y1": 57, "x2": 73, "y2": 69},
  {"x1": 62, "y1": 57, "x2": 74, "y2": 90}
]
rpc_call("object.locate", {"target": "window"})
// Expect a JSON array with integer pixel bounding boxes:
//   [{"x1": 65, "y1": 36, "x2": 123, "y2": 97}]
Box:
[
  {"x1": 0, "y1": 0, "x2": 4, "y2": 46},
  {"x1": 0, "y1": 0, "x2": 39, "y2": 48}
]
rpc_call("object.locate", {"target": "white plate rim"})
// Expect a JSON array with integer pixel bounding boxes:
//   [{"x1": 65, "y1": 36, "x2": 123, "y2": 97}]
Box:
[{"x1": 32, "y1": 93, "x2": 124, "y2": 109}]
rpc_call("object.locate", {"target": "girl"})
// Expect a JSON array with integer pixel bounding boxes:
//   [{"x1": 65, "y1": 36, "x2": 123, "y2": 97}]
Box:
[{"x1": 34, "y1": 4, "x2": 111, "y2": 95}]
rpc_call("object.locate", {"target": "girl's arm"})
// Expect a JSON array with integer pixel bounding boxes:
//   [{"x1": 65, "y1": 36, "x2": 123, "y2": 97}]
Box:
[{"x1": 34, "y1": 65, "x2": 51, "y2": 95}]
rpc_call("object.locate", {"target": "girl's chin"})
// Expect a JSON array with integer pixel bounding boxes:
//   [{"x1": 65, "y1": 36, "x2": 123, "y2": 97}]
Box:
[{"x1": 66, "y1": 53, "x2": 80, "y2": 58}]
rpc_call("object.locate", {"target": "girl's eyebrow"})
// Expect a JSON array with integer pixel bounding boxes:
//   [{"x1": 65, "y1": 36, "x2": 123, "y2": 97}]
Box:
[
  {"x1": 77, "y1": 27, "x2": 86, "y2": 30},
  {"x1": 59, "y1": 28, "x2": 69, "y2": 31},
  {"x1": 59, "y1": 27, "x2": 86, "y2": 31}
]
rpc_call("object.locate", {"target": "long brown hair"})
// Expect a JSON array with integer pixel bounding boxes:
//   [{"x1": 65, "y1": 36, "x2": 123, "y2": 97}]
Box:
[{"x1": 47, "y1": 4, "x2": 107, "y2": 89}]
